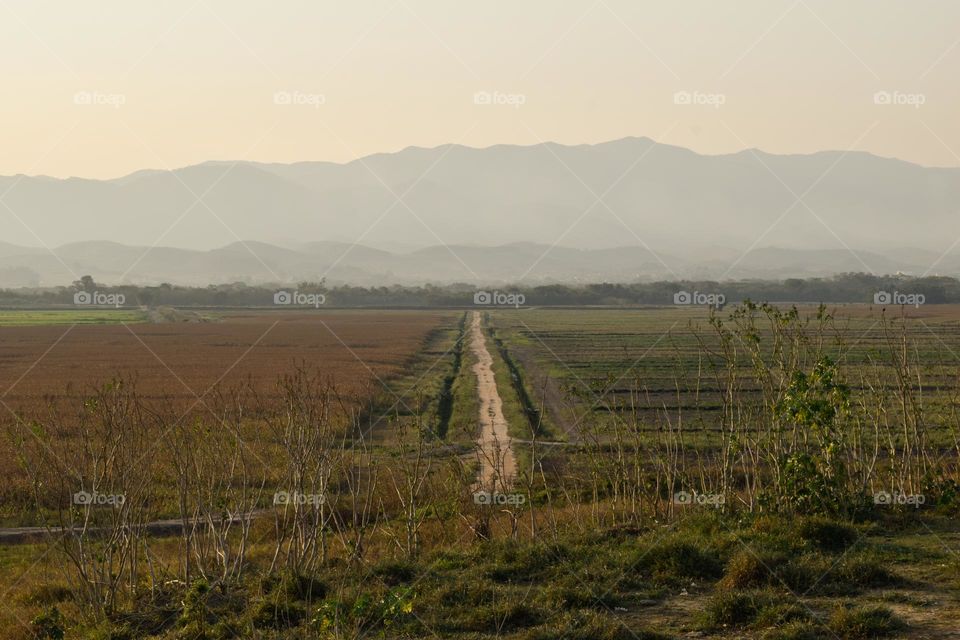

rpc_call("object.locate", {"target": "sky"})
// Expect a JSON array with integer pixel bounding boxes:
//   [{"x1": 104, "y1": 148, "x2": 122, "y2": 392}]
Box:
[{"x1": 1, "y1": 0, "x2": 958, "y2": 179}]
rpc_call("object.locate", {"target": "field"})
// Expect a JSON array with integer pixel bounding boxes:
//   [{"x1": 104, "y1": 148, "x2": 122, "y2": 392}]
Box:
[
  {"x1": 0, "y1": 310, "x2": 459, "y2": 521},
  {"x1": 0, "y1": 310, "x2": 453, "y2": 411},
  {"x1": 1, "y1": 304, "x2": 959, "y2": 639},
  {"x1": 486, "y1": 305, "x2": 960, "y2": 444},
  {"x1": 0, "y1": 310, "x2": 149, "y2": 326}
]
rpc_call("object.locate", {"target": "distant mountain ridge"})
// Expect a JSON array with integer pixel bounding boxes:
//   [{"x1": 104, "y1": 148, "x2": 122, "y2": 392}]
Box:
[
  {"x1": 0, "y1": 137, "x2": 957, "y2": 285},
  {"x1": 0, "y1": 240, "x2": 954, "y2": 288}
]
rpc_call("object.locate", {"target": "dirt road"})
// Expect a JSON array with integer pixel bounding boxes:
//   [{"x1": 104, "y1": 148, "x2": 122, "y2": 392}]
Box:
[{"x1": 470, "y1": 311, "x2": 517, "y2": 492}]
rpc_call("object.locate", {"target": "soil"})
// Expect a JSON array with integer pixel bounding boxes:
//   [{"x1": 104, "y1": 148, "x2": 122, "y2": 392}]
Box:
[{"x1": 470, "y1": 311, "x2": 517, "y2": 492}]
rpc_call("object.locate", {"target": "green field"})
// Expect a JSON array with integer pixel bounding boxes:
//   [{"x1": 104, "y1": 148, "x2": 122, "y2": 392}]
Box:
[
  {"x1": 0, "y1": 309, "x2": 148, "y2": 325},
  {"x1": 487, "y1": 305, "x2": 960, "y2": 446}
]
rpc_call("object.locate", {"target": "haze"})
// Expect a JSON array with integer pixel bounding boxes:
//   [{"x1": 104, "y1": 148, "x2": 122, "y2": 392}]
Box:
[{"x1": 2, "y1": 0, "x2": 959, "y2": 179}]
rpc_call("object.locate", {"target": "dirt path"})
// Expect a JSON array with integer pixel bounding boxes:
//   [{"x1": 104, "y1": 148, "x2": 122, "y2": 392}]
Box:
[
  {"x1": 470, "y1": 311, "x2": 518, "y2": 492},
  {"x1": 0, "y1": 511, "x2": 265, "y2": 545}
]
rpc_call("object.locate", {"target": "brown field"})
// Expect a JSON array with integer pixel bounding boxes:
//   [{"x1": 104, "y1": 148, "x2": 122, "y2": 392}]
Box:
[
  {"x1": 0, "y1": 310, "x2": 457, "y2": 521},
  {"x1": 0, "y1": 310, "x2": 452, "y2": 414}
]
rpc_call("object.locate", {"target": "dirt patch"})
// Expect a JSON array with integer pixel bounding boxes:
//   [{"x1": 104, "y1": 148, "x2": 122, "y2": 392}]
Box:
[{"x1": 511, "y1": 345, "x2": 579, "y2": 441}]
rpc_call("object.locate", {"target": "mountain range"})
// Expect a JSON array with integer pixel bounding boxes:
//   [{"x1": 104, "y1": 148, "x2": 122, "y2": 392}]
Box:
[{"x1": 0, "y1": 137, "x2": 957, "y2": 286}]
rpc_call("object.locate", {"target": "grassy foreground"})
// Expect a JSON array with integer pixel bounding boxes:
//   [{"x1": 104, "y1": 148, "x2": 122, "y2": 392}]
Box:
[{"x1": 9, "y1": 509, "x2": 959, "y2": 639}]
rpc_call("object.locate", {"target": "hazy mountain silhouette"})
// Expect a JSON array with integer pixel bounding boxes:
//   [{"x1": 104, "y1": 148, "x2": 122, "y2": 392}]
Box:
[
  {"x1": 0, "y1": 137, "x2": 957, "y2": 285},
  {"x1": 0, "y1": 239, "x2": 955, "y2": 288}
]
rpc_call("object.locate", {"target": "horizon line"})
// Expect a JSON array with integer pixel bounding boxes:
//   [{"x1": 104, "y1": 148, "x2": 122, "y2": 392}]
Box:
[{"x1": 5, "y1": 135, "x2": 957, "y2": 182}]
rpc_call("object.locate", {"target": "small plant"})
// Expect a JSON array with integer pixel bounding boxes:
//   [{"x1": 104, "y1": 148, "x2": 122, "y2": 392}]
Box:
[
  {"x1": 178, "y1": 579, "x2": 211, "y2": 629},
  {"x1": 30, "y1": 607, "x2": 65, "y2": 640},
  {"x1": 777, "y1": 357, "x2": 852, "y2": 516}
]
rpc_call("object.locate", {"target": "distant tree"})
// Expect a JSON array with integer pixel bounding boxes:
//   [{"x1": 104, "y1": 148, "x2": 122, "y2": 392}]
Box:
[{"x1": 72, "y1": 275, "x2": 97, "y2": 292}]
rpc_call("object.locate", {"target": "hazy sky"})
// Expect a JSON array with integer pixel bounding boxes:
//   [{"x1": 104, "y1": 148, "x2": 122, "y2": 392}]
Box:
[{"x1": 2, "y1": 0, "x2": 958, "y2": 178}]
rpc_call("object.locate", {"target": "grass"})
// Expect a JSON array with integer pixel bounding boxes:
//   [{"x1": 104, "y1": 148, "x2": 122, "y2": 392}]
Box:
[
  {"x1": 0, "y1": 309, "x2": 148, "y2": 325},
  {"x1": 829, "y1": 604, "x2": 903, "y2": 638},
  {"x1": 1, "y1": 493, "x2": 949, "y2": 638}
]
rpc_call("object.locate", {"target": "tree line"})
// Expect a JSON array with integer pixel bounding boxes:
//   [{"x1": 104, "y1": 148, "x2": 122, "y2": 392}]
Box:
[{"x1": 2, "y1": 272, "x2": 960, "y2": 307}]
